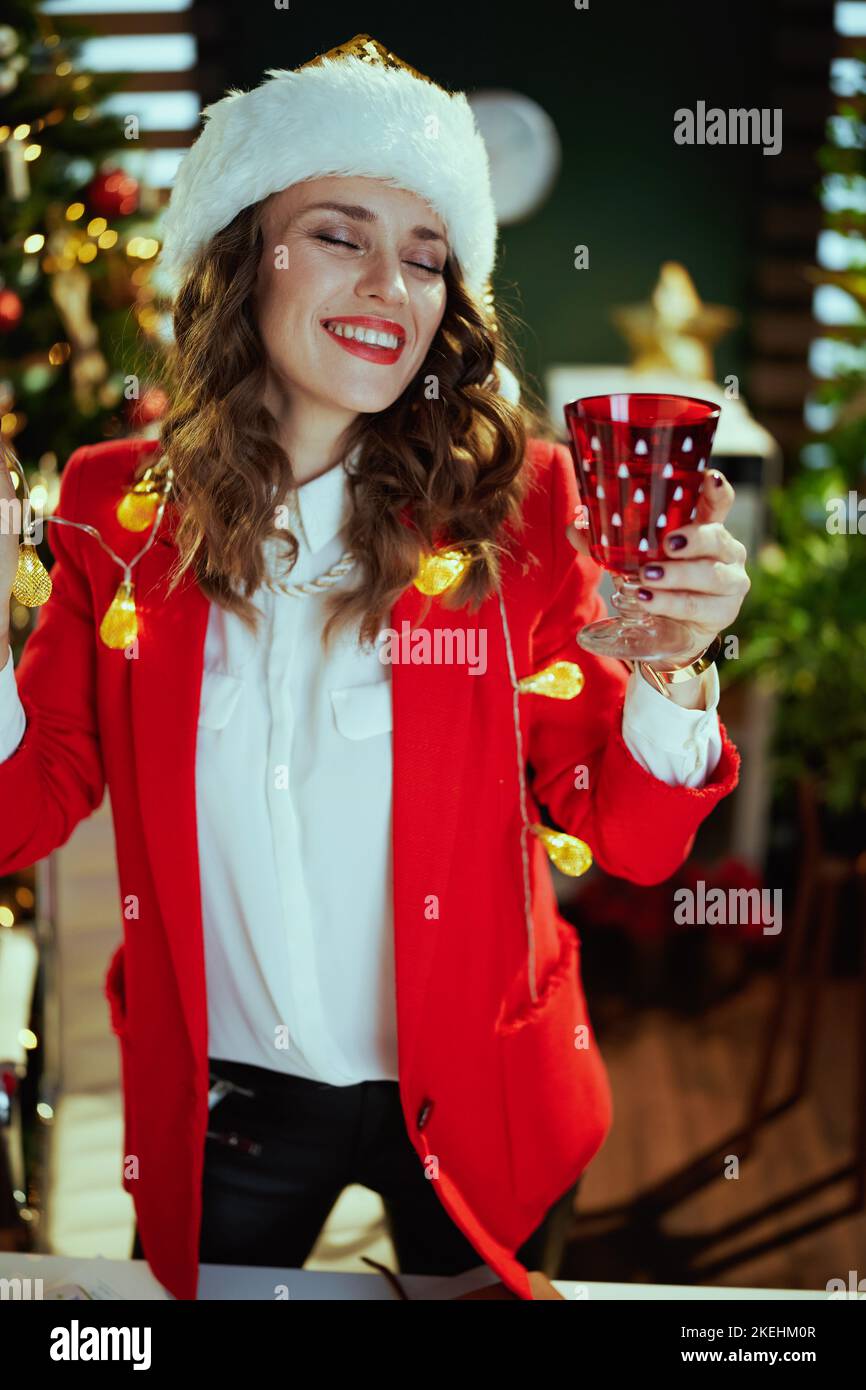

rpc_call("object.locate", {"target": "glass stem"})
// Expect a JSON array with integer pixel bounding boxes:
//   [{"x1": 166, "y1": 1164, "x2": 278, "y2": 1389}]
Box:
[{"x1": 610, "y1": 575, "x2": 646, "y2": 618}]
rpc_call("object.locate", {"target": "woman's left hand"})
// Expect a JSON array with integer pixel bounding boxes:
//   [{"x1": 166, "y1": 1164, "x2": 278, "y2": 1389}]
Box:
[{"x1": 567, "y1": 468, "x2": 751, "y2": 663}]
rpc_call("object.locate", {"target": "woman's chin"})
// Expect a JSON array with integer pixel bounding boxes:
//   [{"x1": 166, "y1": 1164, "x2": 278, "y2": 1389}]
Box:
[{"x1": 325, "y1": 383, "x2": 409, "y2": 415}]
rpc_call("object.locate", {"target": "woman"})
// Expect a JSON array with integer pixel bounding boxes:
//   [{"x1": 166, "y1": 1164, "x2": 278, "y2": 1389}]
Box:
[{"x1": 0, "y1": 36, "x2": 747, "y2": 1300}]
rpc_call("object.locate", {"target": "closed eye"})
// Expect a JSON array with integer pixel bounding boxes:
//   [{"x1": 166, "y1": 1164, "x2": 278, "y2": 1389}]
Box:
[{"x1": 314, "y1": 234, "x2": 443, "y2": 275}]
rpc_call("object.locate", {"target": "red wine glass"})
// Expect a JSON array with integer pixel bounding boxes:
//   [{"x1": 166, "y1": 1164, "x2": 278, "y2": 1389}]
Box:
[{"x1": 564, "y1": 393, "x2": 722, "y2": 661}]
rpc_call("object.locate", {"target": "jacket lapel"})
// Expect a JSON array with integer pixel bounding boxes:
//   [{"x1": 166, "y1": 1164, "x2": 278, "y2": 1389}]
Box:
[
  {"x1": 129, "y1": 516, "x2": 210, "y2": 1064},
  {"x1": 389, "y1": 583, "x2": 478, "y2": 1083}
]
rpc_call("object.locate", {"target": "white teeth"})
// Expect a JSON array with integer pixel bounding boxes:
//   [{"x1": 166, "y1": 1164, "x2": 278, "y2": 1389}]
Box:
[{"x1": 325, "y1": 321, "x2": 401, "y2": 349}]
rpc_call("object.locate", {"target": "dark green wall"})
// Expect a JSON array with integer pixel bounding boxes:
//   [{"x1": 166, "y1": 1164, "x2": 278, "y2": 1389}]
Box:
[{"x1": 205, "y1": 0, "x2": 775, "y2": 395}]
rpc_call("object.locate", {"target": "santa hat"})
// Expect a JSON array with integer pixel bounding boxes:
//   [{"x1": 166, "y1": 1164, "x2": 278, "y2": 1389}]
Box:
[
  {"x1": 158, "y1": 34, "x2": 519, "y2": 402},
  {"x1": 159, "y1": 34, "x2": 499, "y2": 302}
]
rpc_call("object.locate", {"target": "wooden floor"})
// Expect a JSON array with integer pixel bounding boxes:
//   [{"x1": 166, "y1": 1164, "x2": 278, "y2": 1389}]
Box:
[{"x1": 560, "y1": 970, "x2": 865, "y2": 1292}]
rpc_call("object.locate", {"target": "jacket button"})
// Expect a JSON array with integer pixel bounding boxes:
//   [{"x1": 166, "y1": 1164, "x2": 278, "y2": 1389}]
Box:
[{"x1": 416, "y1": 1098, "x2": 433, "y2": 1130}]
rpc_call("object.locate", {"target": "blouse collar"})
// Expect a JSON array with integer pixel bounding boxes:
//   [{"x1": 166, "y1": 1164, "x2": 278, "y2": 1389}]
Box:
[{"x1": 290, "y1": 440, "x2": 362, "y2": 555}]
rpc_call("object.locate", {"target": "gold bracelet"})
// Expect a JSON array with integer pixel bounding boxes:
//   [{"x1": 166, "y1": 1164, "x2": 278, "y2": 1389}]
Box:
[{"x1": 637, "y1": 633, "x2": 723, "y2": 698}]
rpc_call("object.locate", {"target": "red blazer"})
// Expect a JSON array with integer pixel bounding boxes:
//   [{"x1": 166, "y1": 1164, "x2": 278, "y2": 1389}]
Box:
[{"x1": 0, "y1": 435, "x2": 740, "y2": 1299}]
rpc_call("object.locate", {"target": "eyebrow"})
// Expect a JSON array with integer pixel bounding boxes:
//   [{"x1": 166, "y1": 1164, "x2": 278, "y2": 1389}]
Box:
[{"x1": 293, "y1": 200, "x2": 448, "y2": 247}]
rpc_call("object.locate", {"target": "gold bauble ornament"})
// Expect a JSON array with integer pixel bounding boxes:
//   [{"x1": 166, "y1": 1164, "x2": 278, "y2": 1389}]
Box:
[
  {"x1": 12, "y1": 545, "x2": 52, "y2": 606},
  {"x1": 531, "y1": 825, "x2": 593, "y2": 877},
  {"x1": 414, "y1": 548, "x2": 471, "y2": 596},
  {"x1": 517, "y1": 661, "x2": 585, "y2": 700}
]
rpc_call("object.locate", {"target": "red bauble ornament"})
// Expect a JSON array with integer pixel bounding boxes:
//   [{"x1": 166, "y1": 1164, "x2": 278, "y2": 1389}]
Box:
[
  {"x1": 86, "y1": 168, "x2": 140, "y2": 218},
  {"x1": 125, "y1": 385, "x2": 169, "y2": 429},
  {"x1": 0, "y1": 288, "x2": 23, "y2": 332}
]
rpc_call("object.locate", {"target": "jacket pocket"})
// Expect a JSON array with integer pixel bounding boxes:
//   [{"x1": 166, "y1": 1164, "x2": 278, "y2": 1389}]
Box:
[
  {"x1": 496, "y1": 924, "x2": 612, "y2": 1208},
  {"x1": 330, "y1": 679, "x2": 393, "y2": 739},
  {"x1": 198, "y1": 671, "x2": 244, "y2": 730},
  {"x1": 105, "y1": 944, "x2": 138, "y2": 1190},
  {"x1": 104, "y1": 942, "x2": 128, "y2": 1038}
]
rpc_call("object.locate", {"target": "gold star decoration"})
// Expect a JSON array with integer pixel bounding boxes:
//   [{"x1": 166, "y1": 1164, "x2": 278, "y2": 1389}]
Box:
[{"x1": 613, "y1": 261, "x2": 739, "y2": 380}]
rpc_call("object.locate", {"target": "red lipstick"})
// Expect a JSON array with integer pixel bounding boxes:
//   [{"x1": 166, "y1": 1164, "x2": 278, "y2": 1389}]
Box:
[{"x1": 320, "y1": 316, "x2": 406, "y2": 366}]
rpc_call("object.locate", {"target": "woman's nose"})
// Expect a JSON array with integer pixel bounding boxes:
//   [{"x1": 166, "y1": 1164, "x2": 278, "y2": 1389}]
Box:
[{"x1": 356, "y1": 254, "x2": 410, "y2": 305}]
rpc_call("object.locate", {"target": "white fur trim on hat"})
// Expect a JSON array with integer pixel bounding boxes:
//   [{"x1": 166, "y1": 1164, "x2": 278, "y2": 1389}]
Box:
[
  {"x1": 158, "y1": 53, "x2": 498, "y2": 300},
  {"x1": 486, "y1": 360, "x2": 521, "y2": 405}
]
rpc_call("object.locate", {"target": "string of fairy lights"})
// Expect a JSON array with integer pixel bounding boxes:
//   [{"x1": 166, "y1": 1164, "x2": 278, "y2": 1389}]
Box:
[
  {"x1": 4, "y1": 436, "x2": 172, "y2": 648},
  {"x1": 5, "y1": 433, "x2": 595, "y2": 959}
]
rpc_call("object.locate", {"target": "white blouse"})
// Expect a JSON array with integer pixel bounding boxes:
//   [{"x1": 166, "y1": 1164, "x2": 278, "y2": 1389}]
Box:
[{"x1": 0, "y1": 454, "x2": 723, "y2": 1085}]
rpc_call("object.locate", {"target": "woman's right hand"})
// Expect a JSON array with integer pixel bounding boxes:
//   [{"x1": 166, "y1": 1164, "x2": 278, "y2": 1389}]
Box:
[{"x1": 0, "y1": 457, "x2": 20, "y2": 663}]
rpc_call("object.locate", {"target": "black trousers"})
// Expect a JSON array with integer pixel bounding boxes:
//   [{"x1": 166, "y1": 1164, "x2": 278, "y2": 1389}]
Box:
[{"x1": 131, "y1": 1055, "x2": 579, "y2": 1279}]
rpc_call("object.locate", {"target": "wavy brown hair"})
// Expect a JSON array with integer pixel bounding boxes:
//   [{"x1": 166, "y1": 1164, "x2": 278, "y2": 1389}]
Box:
[{"x1": 156, "y1": 197, "x2": 555, "y2": 649}]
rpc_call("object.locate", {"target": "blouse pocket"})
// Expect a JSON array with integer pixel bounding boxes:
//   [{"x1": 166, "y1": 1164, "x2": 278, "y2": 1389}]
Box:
[
  {"x1": 198, "y1": 671, "x2": 244, "y2": 731},
  {"x1": 330, "y1": 680, "x2": 393, "y2": 740}
]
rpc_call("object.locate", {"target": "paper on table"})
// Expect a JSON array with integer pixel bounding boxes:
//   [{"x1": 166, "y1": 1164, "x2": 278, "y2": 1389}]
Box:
[
  {"x1": 45, "y1": 1259, "x2": 129, "y2": 1300},
  {"x1": 43, "y1": 1257, "x2": 171, "y2": 1301}
]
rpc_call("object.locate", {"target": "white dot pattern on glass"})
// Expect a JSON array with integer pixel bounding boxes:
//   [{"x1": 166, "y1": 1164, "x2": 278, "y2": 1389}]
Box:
[
  {"x1": 600, "y1": 532, "x2": 608, "y2": 546},
  {"x1": 596, "y1": 483, "x2": 605, "y2": 498},
  {"x1": 662, "y1": 462, "x2": 674, "y2": 478},
  {"x1": 683, "y1": 436, "x2": 693, "y2": 452},
  {"x1": 611, "y1": 511, "x2": 622, "y2": 526},
  {"x1": 617, "y1": 464, "x2": 629, "y2": 478},
  {"x1": 634, "y1": 439, "x2": 648, "y2": 455},
  {"x1": 590, "y1": 435, "x2": 601, "y2": 451},
  {"x1": 657, "y1": 513, "x2": 667, "y2": 528},
  {"x1": 638, "y1": 537, "x2": 649, "y2": 551},
  {"x1": 673, "y1": 485, "x2": 683, "y2": 501},
  {"x1": 690, "y1": 506, "x2": 698, "y2": 518},
  {"x1": 633, "y1": 487, "x2": 645, "y2": 503}
]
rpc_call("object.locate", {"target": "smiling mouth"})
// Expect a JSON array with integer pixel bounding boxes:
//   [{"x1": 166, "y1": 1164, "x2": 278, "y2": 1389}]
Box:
[
  {"x1": 320, "y1": 318, "x2": 406, "y2": 364},
  {"x1": 322, "y1": 319, "x2": 405, "y2": 349}
]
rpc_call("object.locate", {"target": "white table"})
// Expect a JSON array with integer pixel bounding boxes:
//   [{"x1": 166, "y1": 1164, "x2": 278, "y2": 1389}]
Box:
[{"x1": 0, "y1": 1252, "x2": 830, "y2": 1300}]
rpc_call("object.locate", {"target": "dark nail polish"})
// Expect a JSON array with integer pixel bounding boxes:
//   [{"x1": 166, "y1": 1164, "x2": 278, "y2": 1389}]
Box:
[
  {"x1": 668, "y1": 534, "x2": 687, "y2": 550},
  {"x1": 712, "y1": 471, "x2": 724, "y2": 487},
  {"x1": 637, "y1": 588, "x2": 653, "y2": 600},
  {"x1": 643, "y1": 564, "x2": 664, "y2": 579}
]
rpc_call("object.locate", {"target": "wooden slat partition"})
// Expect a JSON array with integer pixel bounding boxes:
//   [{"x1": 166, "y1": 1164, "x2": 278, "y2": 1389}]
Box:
[
  {"x1": 746, "y1": 0, "x2": 845, "y2": 470},
  {"x1": 63, "y1": 11, "x2": 216, "y2": 37}
]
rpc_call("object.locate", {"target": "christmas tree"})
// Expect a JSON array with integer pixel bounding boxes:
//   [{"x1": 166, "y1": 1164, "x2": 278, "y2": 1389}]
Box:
[
  {"x1": 0, "y1": 2, "x2": 166, "y2": 1243},
  {"x1": 1, "y1": 0, "x2": 167, "y2": 652}
]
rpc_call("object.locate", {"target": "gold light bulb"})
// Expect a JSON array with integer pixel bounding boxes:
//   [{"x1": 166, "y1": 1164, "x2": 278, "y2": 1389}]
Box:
[
  {"x1": 117, "y1": 486, "x2": 159, "y2": 532},
  {"x1": 116, "y1": 461, "x2": 171, "y2": 532},
  {"x1": 531, "y1": 825, "x2": 593, "y2": 877},
  {"x1": 517, "y1": 661, "x2": 585, "y2": 699},
  {"x1": 12, "y1": 545, "x2": 52, "y2": 606},
  {"x1": 99, "y1": 579, "x2": 138, "y2": 649},
  {"x1": 414, "y1": 548, "x2": 471, "y2": 596}
]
